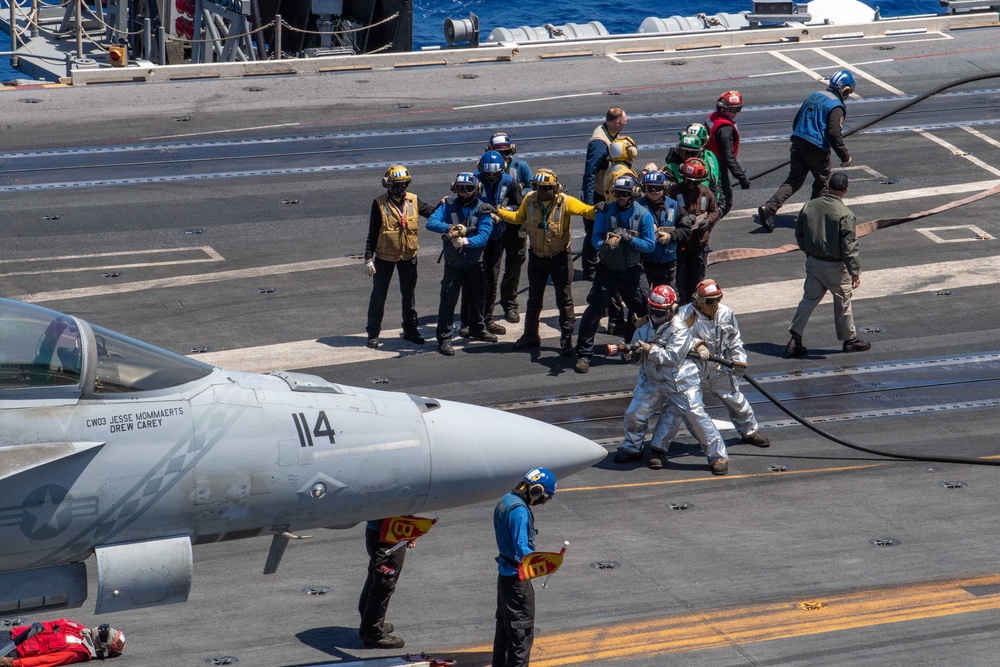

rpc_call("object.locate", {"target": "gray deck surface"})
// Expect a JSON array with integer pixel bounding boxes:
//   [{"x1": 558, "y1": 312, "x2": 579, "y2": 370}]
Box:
[{"x1": 4, "y1": 19, "x2": 1000, "y2": 666}]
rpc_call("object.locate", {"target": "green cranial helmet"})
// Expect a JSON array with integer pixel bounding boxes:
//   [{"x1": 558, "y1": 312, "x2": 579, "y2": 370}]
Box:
[
  {"x1": 682, "y1": 123, "x2": 710, "y2": 144},
  {"x1": 677, "y1": 133, "x2": 705, "y2": 161}
]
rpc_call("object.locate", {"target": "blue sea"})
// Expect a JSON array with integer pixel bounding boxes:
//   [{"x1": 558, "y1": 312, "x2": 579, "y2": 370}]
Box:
[{"x1": 0, "y1": 1, "x2": 945, "y2": 81}]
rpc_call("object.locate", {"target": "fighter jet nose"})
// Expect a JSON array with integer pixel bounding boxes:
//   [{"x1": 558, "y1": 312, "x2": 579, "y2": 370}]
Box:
[{"x1": 421, "y1": 399, "x2": 606, "y2": 510}]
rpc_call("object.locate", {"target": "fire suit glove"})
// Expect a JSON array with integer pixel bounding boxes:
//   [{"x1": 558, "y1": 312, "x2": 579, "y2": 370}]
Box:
[
  {"x1": 694, "y1": 341, "x2": 711, "y2": 362},
  {"x1": 478, "y1": 204, "x2": 497, "y2": 215},
  {"x1": 738, "y1": 176, "x2": 751, "y2": 190},
  {"x1": 731, "y1": 361, "x2": 747, "y2": 377},
  {"x1": 451, "y1": 236, "x2": 469, "y2": 250},
  {"x1": 0, "y1": 657, "x2": 14, "y2": 667},
  {"x1": 593, "y1": 201, "x2": 608, "y2": 212},
  {"x1": 365, "y1": 260, "x2": 376, "y2": 277}
]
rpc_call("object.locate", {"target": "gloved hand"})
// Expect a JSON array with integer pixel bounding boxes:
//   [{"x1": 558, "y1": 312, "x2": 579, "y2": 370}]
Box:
[
  {"x1": 841, "y1": 157, "x2": 853, "y2": 167},
  {"x1": 604, "y1": 234, "x2": 621, "y2": 250},
  {"x1": 694, "y1": 341, "x2": 710, "y2": 362},
  {"x1": 634, "y1": 339, "x2": 652, "y2": 356},
  {"x1": 365, "y1": 260, "x2": 376, "y2": 277},
  {"x1": 656, "y1": 227, "x2": 674, "y2": 244},
  {"x1": 731, "y1": 361, "x2": 747, "y2": 377},
  {"x1": 679, "y1": 214, "x2": 697, "y2": 228},
  {"x1": 478, "y1": 204, "x2": 498, "y2": 215},
  {"x1": 739, "y1": 176, "x2": 751, "y2": 190},
  {"x1": 453, "y1": 223, "x2": 467, "y2": 237},
  {"x1": 1, "y1": 656, "x2": 15, "y2": 667},
  {"x1": 451, "y1": 236, "x2": 469, "y2": 250},
  {"x1": 593, "y1": 201, "x2": 608, "y2": 212}
]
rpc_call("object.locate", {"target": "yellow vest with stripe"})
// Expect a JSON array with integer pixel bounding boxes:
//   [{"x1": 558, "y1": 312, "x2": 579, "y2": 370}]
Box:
[
  {"x1": 524, "y1": 192, "x2": 572, "y2": 258},
  {"x1": 374, "y1": 192, "x2": 420, "y2": 262}
]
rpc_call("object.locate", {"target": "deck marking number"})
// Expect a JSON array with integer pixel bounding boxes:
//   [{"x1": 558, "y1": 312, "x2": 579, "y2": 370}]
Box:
[{"x1": 292, "y1": 411, "x2": 335, "y2": 447}]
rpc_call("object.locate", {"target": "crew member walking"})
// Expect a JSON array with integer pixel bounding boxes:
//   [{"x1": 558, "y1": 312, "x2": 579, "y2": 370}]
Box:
[
  {"x1": 785, "y1": 172, "x2": 871, "y2": 356},
  {"x1": 364, "y1": 164, "x2": 439, "y2": 349},
  {"x1": 492, "y1": 468, "x2": 557, "y2": 667},
  {"x1": 758, "y1": 71, "x2": 856, "y2": 232}
]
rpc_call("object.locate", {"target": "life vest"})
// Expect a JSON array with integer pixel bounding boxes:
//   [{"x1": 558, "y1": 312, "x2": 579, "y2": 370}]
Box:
[
  {"x1": 791, "y1": 90, "x2": 845, "y2": 151},
  {"x1": 374, "y1": 192, "x2": 420, "y2": 262},
  {"x1": 589, "y1": 123, "x2": 617, "y2": 201},
  {"x1": 13, "y1": 619, "x2": 95, "y2": 660},
  {"x1": 599, "y1": 202, "x2": 648, "y2": 272},
  {"x1": 641, "y1": 196, "x2": 679, "y2": 265},
  {"x1": 478, "y1": 174, "x2": 514, "y2": 239},
  {"x1": 706, "y1": 111, "x2": 740, "y2": 157},
  {"x1": 523, "y1": 192, "x2": 569, "y2": 258}
]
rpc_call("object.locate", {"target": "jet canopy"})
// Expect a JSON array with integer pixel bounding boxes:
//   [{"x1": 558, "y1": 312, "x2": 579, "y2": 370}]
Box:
[{"x1": 0, "y1": 299, "x2": 213, "y2": 395}]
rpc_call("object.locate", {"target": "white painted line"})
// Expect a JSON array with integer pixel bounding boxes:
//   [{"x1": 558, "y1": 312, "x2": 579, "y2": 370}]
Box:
[
  {"x1": 914, "y1": 225, "x2": 994, "y2": 243},
  {"x1": 190, "y1": 255, "x2": 1000, "y2": 373},
  {"x1": 962, "y1": 125, "x2": 1000, "y2": 150},
  {"x1": 729, "y1": 179, "x2": 1000, "y2": 220},
  {"x1": 141, "y1": 122, "x2": 302, "y2": 141},
  {"x1": 767, "y1": 50, "x2": 826, "y2": 82},
  {"x1": 915, "y1": 130, "x2": 1000, "y2": 178},
  {"x1": 811, "y1": 47, "x2": 906, "y2": 95},
  {"x1": 0, "y1": 247, "x2": 224, "y2": 278},
  {"x1": 454, "y1": 91, "x2": 605, "y2": 110}
]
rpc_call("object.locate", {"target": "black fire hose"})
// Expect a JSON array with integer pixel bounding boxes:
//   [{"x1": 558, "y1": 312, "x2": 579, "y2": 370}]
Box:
[
  {"x1": 749, "y1": 70, "x2": 1000, "y2": 181},
  {"x1": 702, "y1": 353, "x2": 1000, "y2": 467},
  {"x1": 0, "y1": 622, "x2": 45, "y2": 659}
]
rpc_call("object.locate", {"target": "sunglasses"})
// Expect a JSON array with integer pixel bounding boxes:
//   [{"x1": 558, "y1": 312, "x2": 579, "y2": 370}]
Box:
[
  {"x1": 645, "y1": 185, "x2": 664, "y2": 193},
  {"x1": 614, "y1": 191, "x2": 632, "y2": 198},
  {"x1": 536, "y1": 185, "x2": 555, "y2": 192},
  {"x1": 456, "y1": 185, "x2": 477, "y2": 193}
]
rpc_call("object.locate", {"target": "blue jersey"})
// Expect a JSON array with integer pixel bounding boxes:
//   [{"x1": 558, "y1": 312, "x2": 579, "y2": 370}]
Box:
[
  {"x1": 791, "y1": 91, "x2": 845, "y2": 151},
  {"x1": 494, "y1": 492, "x2": 535, "y2": 577}
]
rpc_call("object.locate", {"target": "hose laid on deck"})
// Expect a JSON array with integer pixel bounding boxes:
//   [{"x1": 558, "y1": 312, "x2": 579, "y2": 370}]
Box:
[{"x1": 704, "y1": 354, "x2": 1000, "y2": 467}]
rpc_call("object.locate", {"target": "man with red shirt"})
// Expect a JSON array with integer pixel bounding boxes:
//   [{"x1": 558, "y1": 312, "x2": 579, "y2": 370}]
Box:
[{"x1": 705, "y1": 90, "x2": 751, "y2": 218}]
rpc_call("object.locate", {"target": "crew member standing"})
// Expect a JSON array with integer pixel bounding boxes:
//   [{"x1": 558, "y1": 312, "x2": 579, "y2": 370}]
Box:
[
  {"x1": 705, "y1": 90, "x2": 751, "y2": 218},
  {"x1": 493, "y1": 468, "x2": 557, "y2": 667},
  {"x1": 426, "y1": 172, "x2": 496, "y2": 356},
  {"x1": 637, "y1": 169, "x2": 680, "y2": 290},
  {"x1": 574, "y1": 175, "x2": 656, "y2": 374},
  {"x1": 491, "y1": 169, "x2": 597, "y2": 356},
  {"x1": 358, "y1": 519, "x2": 413, "y2": 649},
  {"x1": 364, "y1": 164, "x2": 439, "y2": 349},
  {"x1": 669, "y1": 158, "x2": 719, "y2": 305},
  {"x1": 786, "y1": 172, "x2": 870, "y2": 356},
  {"x1": 611, "y1": 285, "x2": 730, "y2": 475},
  {"x1": 486, "y1": 132, "x2": 533, "y2": 323},
  {"x1": 652, "y1": 279, "x2": 769, "y2": 471},
  {"x1": 580, "y1": 107, "x2": 627, "y2": 280},
  {"x1": 758, "y1": 71, "x2": 856, "y2": 232}
]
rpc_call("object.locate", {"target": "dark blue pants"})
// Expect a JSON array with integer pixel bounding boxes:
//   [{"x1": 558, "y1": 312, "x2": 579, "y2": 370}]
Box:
[
  {"x1": 492, "y1": 574, "x2": 535, "y2": 667},
  {"x1": 438, "y1": 262, "x2": 486, "y2": 342},
  {"x1": 366, "y1": 256, "x2": 419, "y2": 339},
  {"x1": 575, "y1": 264, "x2": 650, "y2": 358},
  {"x1": 358, "y1": 528, "x2": 407, "y2": 639}
]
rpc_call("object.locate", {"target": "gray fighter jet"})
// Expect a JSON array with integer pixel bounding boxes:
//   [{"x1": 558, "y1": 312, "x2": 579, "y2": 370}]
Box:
[{"x1": 0, "y1": 298, "x2": 606, "y2": 615}]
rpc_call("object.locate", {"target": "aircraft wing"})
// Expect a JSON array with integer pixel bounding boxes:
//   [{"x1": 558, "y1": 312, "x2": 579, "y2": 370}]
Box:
[{"x1": 0, "y1": 441, "x2": 106, "y2": 482}]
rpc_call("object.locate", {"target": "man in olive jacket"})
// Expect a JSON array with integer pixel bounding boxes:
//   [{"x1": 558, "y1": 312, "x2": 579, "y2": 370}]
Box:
[{"x1": 786, "y1": 172, "x2": 870, "y2": 357}]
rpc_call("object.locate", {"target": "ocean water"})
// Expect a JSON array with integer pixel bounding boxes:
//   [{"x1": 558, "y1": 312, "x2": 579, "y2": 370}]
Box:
[{"x1": 0, "y1": 1, "x2": 946, "y2": 82}]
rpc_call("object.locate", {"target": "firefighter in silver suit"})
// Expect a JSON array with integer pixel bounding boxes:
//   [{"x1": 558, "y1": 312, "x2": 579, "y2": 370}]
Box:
[
  {"x1": 652, "y1": 279, "x2": 769, "y2": 467},
  {"x1": 612, "y1": 284, "x2": 730, "y2": 476}
]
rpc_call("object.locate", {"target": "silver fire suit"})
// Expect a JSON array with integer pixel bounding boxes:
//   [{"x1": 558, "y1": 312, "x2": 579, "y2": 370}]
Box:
[
  {"x1": 620, "y1": 316, "x2": 728, "y2": 464},
  {"x1": 656, "y1": 302, "x2": 759, "y2": 441}
]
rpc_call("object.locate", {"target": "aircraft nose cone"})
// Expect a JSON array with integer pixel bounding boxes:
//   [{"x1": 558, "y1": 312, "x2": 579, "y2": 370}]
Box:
[{"x1": 421, "y1": 399, "x2": 606, "y2": 510}]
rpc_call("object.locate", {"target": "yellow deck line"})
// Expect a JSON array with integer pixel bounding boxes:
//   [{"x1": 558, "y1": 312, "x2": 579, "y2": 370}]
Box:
[
  {"x1": 561, "y1": 463, "x2": 885, "y2": 492},
  {"x1": 459, "y1": 573, "x2": 1000, "y2": 665}
]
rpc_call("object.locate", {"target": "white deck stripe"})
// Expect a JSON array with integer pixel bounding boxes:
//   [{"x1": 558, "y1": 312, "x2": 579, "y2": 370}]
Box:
[
  {"x1": 916, "y1": 131, "x2": 1000, "y2": 178},
  {"x1": 962, "y1": 125, "x2": 1000, "y2": 150},
  {"x1": 812, "y1": 47, "x2": 906, "y2": 96},
  {"x1": 0, "y1": 247, "x2": 225, "y2": 278},
  {"x1": 767, "y1": 50, "x2": 826, "y2": 82},
  {"x1": 190, "y1": 255, "x2": 1000, "y2": 373}
]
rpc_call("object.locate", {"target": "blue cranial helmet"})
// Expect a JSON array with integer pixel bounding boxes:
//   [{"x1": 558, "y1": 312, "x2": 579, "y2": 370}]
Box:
[
  {"x1": 523, "y1": 467, "x2": 557, "y2": 503},
  {"x1": 827, "y1": 70, "x2": 856, "y2": 98},
  {"x1": 612, "y1": 175, "x2": 638, "y2": 199},
  {"x1": 478, "y1": 150, "x2": 506, "y2": 183},
  {"x1": 643, "y1": 170, "x2": 667, "y2": 188}
]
